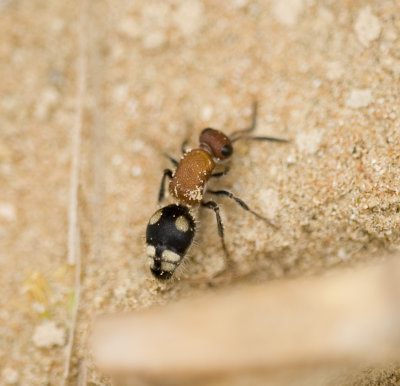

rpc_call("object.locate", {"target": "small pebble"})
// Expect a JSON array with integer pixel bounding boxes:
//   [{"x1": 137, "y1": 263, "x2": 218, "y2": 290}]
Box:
[
  {"x1": 32, "y1": 321, "x2": 65, "y2": 348},
  {"x1": 296, "y1": 129, "x2": 324, "y2": 155},
  {"x1": 118, "y1": 17, "x2": 140, "y2": 39},
  {"x1": 0, "y1": 203, "x2": 16, "y2": 222},
  {"x1": 142, "y1": 30, "x2": 167, "y2": 50},
  {"x1": 2, "y1": 368, "x2": 19, "y2": 385},
  {"x1": 346, "y1": 89, "x2": 372, "y2": 108},
  {"x1": 354, "y1": 6, "x2": 381, "y2": 47},
  {"x1": 130, "y1": 139, "x2": 145, "y2": 152},
  {"x1": 232, "y1": 0, "x2": 248, "y2": 9},
  {"x1": 114, "y1": 283, "x2": 129, "y2": 299},
  {"x1": 201, "y1": 105, "x2": 213, "y2": 121},
  {"x1": 112, "y1": 154, "x2": 123, "y2": 166},
  {"x1": 34, "y1": 87, "x2": 59, "y2": 121},
  {"x1": 272, "y1": 0, "x2": 304, "y2": 26},
  {"x1": 257, "y1": 189, "x2": 280, "y2": 218},
  {"x1": 173, "y1": 0, "x2": 204, "y2": 36},
  {"x1": 131, "y1": 165, "x2": 142, "y2": 177},
  {"x1": 325, "y1": 61, "x2": 344, "y2": 80},
  {"x1": 112, "y1": 84, "x2": 129, "y2": 103}
]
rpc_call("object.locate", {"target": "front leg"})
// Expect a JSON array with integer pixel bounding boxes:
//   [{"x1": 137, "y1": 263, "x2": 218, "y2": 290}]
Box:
[
  {"x1": 181, "y1": 139, "x2": 189, "y2": 154},
  {"x1": 211, "y1": 166, "x2": 230, "y2": 178}
]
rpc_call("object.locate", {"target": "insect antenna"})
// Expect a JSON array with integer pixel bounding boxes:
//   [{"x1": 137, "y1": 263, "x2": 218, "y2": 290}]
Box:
[
  {"x1": 231, "y1": 135, "x2": 290, "y2": 144},
  {"x1": 230, "y1": 101, "x2": 258, "y2": 141},
  {"x1": 230, "y1": 101, "x2": 290, "y2": 143}
]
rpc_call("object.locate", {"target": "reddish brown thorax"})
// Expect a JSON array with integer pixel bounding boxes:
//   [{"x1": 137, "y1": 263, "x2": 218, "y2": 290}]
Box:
[
  {"x1": 169, "y1": 128, "x2": 234, "y2": 206},
  {"x1": 169, "y1": 149, "x2": 215, "y2": 205}
]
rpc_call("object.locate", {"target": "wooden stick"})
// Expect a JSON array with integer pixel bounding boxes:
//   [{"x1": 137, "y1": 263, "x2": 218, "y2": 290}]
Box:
[{"x1": 91, "y1": 259, "x2": 400, "y2": 380}]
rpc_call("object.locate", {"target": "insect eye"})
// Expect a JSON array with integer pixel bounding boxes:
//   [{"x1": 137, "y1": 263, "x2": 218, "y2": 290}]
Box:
[{"x1": 221, "y1": 144, "x2": 233, "y2": 157}]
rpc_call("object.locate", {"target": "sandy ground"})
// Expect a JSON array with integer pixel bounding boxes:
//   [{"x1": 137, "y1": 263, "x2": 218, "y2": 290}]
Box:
[{"x1": 1, "y1": 0, "x2": 400, "y2": 385}]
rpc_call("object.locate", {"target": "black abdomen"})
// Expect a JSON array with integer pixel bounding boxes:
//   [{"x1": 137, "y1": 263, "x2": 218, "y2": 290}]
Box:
[{"x1": 146, "y1": 204, "x2": 196, "y2": 280}]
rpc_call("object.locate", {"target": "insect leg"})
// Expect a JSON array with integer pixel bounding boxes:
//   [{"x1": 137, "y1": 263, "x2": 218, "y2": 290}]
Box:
[
  {"x1": 163, "y1": 153, "x2": 179, "y2": 167},
  {"x1": 201, "y1": 200, "x2": 233, "y2": 269},
  {"x1": 158, "y1": 169, "x2": 173, "y2": 203},
  {"x1": 181, "y1": 139, "x2": 189, "y2": 154},
  {"x1": 207, "y1": 189, "x2": 277, "y2": 228},
  {"x1": 211, "y1": 166, "x2": 230, "y2": 178}
]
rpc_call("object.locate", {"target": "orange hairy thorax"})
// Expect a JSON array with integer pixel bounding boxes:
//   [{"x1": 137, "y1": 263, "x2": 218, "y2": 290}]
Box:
[{"x1": 169, "y1": 149, "x2": 215, "y2": 205}]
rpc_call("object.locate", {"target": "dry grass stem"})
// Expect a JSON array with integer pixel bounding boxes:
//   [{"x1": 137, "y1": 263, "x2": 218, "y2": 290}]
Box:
[{"x1": 64, "y1": 0, "x2": 88, "y2": 383}]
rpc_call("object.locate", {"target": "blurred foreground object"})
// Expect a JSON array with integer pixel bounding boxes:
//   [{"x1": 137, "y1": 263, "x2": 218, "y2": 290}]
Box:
[{"x1": 92, "y1": 258, "x2": 400, "y2": 382}]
